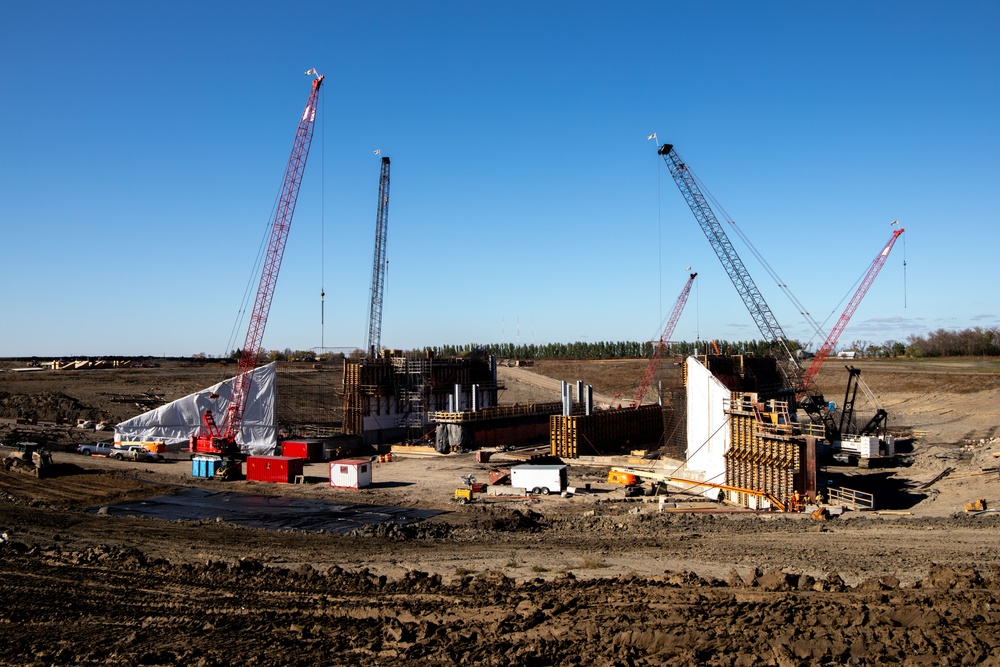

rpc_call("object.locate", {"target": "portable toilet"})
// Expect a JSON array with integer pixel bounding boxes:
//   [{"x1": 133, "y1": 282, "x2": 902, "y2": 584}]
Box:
[
  {"x1": 192, "y1": 456, "x2": 224, "y2": 478},
  {"x1": 329, "y1": 459, "x2": 372, "y2": 489}
]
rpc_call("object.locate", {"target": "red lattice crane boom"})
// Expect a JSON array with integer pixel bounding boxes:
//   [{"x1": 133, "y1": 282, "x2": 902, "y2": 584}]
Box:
[
  {"x1": 195, "y1": 70, "x2": 324, "y2": 455},
  {"x1": 631, "y1": 272, "x2": 697, "y2": 407},
  {"x1": 799, "y1": 227, "x2": 904, "y2": 396}
]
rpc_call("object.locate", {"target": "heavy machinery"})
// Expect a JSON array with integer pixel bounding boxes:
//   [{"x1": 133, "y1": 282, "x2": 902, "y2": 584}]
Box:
[
  {"x1": 656, "y1": 142, "x2": 901, "y2": 443},
  {"x1": 656, "y1": 143, "x2": 805, "y2": 397},
  {"x1": 365, "y1": 156, "x2": 391, "y2": 357},
  {"x1": 839, "y1": 365, "x2": 887, "y2": 438},
  {"x1": 630, "y1": 272, "x2": 697, "y2": 407},
  {"x1": 193, "y1": 70, "x2": 324, "y2": 456},
  {"x1": 799, "y1": 227, "x2": 905, "y2": 397},
  {"x1": 611, "y1": 467, "x2": 787, "y2": 511}
]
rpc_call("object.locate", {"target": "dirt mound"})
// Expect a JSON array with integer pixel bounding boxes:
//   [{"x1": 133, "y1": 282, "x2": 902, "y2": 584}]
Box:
[{"x1": 0, "y1": 391, "x2": 97, "y2": 422}]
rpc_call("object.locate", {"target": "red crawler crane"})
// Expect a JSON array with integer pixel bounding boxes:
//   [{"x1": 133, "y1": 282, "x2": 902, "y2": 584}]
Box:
[
  {"x1": 193, "y1": 70, "x2": 324, "y2": 455},
  {"x1": 631, "y1": 273, "x2": 697, "y2": 407},
  {"x1": 798, "y1": 227, "x2": 905, "y2": 398}
]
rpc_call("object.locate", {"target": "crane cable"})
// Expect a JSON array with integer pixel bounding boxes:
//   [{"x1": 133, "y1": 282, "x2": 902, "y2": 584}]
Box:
[
  {"x1": 320, "y1": 84, "x2": 326, "y2": 350},
  {"x1": 224, "y1": 178, "x2": 283, "y2": 360},
  {"x1": 902, "y1": 232, "x2": 908, "y2": 309}
]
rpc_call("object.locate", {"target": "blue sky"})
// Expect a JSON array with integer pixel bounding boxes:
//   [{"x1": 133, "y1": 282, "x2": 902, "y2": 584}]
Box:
[{"x1": 1, "y1": 1, "x2": 997, "y2": 357}]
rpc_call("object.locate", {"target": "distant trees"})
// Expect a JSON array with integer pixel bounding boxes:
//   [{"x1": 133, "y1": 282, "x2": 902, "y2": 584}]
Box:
[
  {"x1": 421, "y1": 339, "x2": 804, "y2": 361},
  {"x1": 201, "y1": 327, "x2": 999, "y2": 364},
  {"x1": 905, "y1": 327, "x2": 1000, "y2": 357}
]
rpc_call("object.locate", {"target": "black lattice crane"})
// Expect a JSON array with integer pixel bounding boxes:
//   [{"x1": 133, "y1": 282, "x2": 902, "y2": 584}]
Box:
[{"x1": 365, "y1": 156, "x2": 391, "y2": 356}]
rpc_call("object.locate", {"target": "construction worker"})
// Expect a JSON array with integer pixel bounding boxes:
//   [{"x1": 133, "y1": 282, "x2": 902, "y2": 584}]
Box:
[{"x1": 790, "y1": 491, "x2": 803, "y2": 512}]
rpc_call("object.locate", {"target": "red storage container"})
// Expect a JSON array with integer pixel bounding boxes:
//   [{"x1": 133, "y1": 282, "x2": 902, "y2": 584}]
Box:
[
  {"x1": 280, "y1": 440, "x2": 324, "y2": 462},
  {"x1": 245, "y1": 456, "x2": 305, "y2": 484}
]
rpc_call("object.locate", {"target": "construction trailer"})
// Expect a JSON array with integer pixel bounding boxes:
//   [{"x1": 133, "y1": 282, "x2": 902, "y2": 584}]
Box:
[
  {"x1": 329, "y1": 459, "x2": 372, "y2": 489},
  {"x1": 343, "y1": 351, "x2": 500, "y2": 445},
  {"x1": 510, "y1": 464, "x2": 568, "y2": 496}
]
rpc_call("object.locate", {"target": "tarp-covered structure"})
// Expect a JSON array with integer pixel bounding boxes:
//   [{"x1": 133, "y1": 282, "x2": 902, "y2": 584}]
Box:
[{"x1": 115, "y1": 363, "x2": 278, "y2": 456}]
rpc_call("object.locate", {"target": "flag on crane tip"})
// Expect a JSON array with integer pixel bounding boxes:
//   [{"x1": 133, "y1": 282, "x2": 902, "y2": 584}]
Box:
[
  {"x1": 373, "y1": 149, "x2": 380, "y2": 155},
  {"x1": 647, "y1": 133, "x2": 657, "y2": 141},
  {"x1": 891, "y1": 220, "x2": 899, "y2": 225}
]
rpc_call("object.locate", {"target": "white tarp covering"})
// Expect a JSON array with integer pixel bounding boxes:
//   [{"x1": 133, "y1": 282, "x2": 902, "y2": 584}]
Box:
[
  {"x1": 114, "y1": 363, "x2": 278, "y2": 456},
  {"x1": 685, "y1": 356, "x2": 730, "y2": 499}
]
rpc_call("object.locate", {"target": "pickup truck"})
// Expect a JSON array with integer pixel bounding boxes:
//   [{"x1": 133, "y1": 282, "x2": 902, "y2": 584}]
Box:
[
  {"x1": 109, "y1": 445, "x2": 163, "y2": 462},
  {"x1": 77, "y1": 442, "x2": 113, "y2": 457}
]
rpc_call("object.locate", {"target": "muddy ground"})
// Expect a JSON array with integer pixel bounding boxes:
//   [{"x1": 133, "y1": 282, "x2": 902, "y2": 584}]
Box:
[{"x1": 2, "y1": 357, "x2": 1000, "y2": 666}]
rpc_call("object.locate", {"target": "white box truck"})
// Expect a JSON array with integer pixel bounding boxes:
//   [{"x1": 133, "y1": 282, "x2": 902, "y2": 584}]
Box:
[{"x1": 510, "y1": 464, "x2": 567, "y2": 495}]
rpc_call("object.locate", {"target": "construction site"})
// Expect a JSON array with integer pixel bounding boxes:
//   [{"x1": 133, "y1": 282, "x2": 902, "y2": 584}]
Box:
[{"x1": 2, "y1": 72, "x2": 1000, "y2": 667}]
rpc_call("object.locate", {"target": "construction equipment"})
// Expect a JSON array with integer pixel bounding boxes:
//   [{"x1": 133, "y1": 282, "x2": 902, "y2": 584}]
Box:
[
  {"x1": 799, "y1": 228, "x2": 905, "y2": 397},
  {"x1": 630, "y1": 272, "x2": 697, "y2": 407},
  {"x1": 454, "y1": 474, "x2": 484, "y2": 503},
  {"x1": 612, "y1": 467, "x2": 787, "y2": 512},
  {"x1": 839, "y1": 366, "x2": 888, "y2": 438},
  {"x1": 607, "y1": 470, "x2": 639, "y2": 486},
  {"x1": 365, "y1": 156, "x2": 391, "y2": 357},
  {"x1": 656, "y1": 143, "x2": 900, "y2": 443},
  {"x1": 656, "y1": 143, "x2": 805, "y2": 397},
  {"x1": 194, "y1": 70, "x2": 325, "y2": 456}
]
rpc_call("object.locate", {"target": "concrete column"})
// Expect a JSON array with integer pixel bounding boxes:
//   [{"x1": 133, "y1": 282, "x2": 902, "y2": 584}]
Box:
[
  {"x1": 454, "y1": 384, "x2": 462, "y2": 412},
  {"x1": 472, "y1": 384, "x2": 479, "y2": 412},
  {"x1": 585, "y1": 385, "x2": 593, "y2": 415},
  {"x1": 576, "y1": 380, "x2": 584, "y2": 405}
]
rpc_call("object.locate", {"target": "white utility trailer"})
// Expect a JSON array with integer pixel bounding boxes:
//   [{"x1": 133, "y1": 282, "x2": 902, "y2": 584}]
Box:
[{"x1": 510, "y1": 464, "x2": 567, "y2": 495}]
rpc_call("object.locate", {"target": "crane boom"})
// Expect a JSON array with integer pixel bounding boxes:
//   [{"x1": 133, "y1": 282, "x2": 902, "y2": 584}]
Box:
[
  {"x1": 799, "y1": 227, "x2": 904, "y2": 394},
  {"x1": 197, "y1": 72, "x2": 324, "y2": 454},
  {"x1": 657, "y1": 143, "x2": 804, "y2": 392},
  {"x1": 631, "y1": 273, "x2": 697, "y2": 407},
  {"x1": 365, "y1": 156, "x2": 391, "y2": 356}
]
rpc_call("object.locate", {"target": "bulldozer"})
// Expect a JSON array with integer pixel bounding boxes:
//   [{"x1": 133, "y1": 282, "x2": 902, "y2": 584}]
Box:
[{"x1": 3, "y1": 443, "x2": 53, "y2": 478}]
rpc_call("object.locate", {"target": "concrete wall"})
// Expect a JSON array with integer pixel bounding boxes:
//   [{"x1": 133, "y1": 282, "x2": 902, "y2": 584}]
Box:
[{"x1": 685, "y1": 356, "x2": 730, "y2": 499}]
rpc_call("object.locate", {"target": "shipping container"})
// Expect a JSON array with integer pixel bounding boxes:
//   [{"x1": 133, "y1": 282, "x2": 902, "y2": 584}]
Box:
[
  {"x1": 246, "y1": 456, "x2": 304, "y2": 484},
  {"x1": 329, "y1": 459, "x2": 372, "y2": 489},
  {"x1": 280, "y1": 440, "x2": 325, "y2": 462}
]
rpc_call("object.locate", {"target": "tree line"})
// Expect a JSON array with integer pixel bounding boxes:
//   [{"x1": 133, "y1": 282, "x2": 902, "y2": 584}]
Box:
[{"x1": 203, "y1": 327, "x2": 999, "y2": 361}]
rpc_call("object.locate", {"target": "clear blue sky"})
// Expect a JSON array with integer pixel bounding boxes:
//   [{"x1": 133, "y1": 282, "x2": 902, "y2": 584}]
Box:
[{"x1": 1, "y1": 1, "x2": 996, "y2": 357}]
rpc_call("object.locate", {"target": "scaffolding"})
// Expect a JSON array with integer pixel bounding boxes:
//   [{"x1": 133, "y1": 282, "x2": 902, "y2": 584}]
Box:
[
  {"x1": 724, "y1": 391, "x2": 817, "y2": 508},
  {"x1": 342, "y1": 353, "x2": 500, "y2": 441}
]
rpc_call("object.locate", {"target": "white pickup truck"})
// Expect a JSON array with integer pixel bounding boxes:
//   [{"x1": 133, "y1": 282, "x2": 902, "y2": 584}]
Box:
[
  {"x1": 77, "y1": 442, "x2": 113, "y2": 457},
  {"x1": 109, "y1": 445, "x2": 163, "y2": 462}
]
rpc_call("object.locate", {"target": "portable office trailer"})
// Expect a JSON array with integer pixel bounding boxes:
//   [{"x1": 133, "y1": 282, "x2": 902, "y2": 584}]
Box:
[
  {"x1": 510, "y1": 464, "x2": 567, "y2": 495},
  {"x1": 246, "y1": 456, "x2": 304, "y2": 484},
  {"x1": 329, "y1": 459, "x2": 372, "y2": 489}
]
